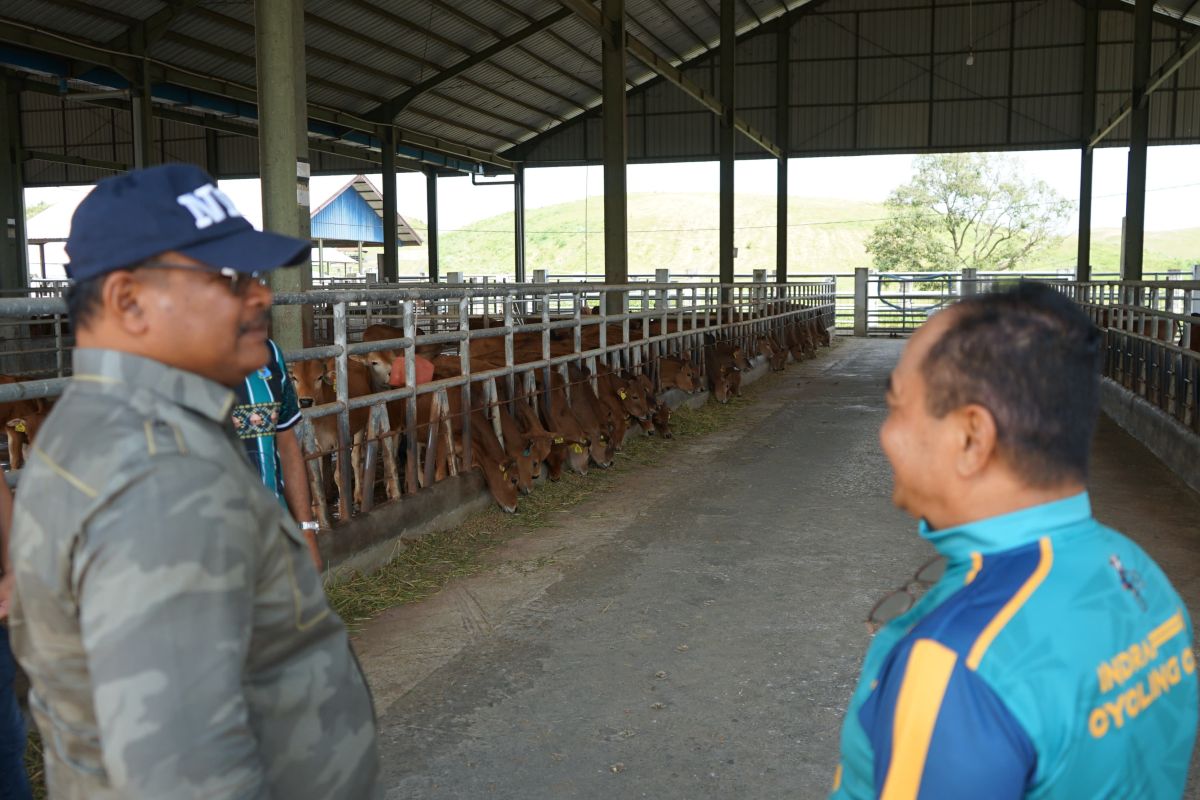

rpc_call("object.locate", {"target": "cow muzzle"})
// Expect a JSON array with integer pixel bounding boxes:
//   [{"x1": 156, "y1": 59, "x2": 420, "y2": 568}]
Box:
[{"x1": 299, "y1": 398, "x2": 314, "y2": 409}]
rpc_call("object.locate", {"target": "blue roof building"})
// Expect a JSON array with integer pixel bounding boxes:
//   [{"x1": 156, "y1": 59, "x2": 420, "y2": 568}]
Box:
[{"x1": 309, "y1": 175, "x2": 422, "y2": 248}]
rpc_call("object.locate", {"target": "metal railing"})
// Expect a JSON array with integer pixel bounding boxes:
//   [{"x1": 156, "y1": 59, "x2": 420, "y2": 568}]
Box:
[
  {"x1": 1055, "y1": 279, "x2": 1200, "y2": 433},
  {"x1": 0, "y1": 281, "x2": 836, "y2": 527},
  {"x1": 833, "y1": 268, "x2": 1198, "y2": 335}
]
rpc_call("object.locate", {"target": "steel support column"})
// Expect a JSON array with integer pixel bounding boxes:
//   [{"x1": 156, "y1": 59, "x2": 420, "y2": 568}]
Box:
[
  {"x1": 775, "y1": 19, "x2": 789, "y2": 285},
  {"x1": 514, "y1": 164, "x2": 527, "y2": 284},
  {"x1": 719, "y1": 0, "x2": 736, "y2": 287},
  {"x1": 1078, "y1": 0, "x2": 1099, "y2": 280},
  {"x1": 426, "y1": 167, "x2": 440, "y2": 283},
  {"x1": 256, "y1": 0, "x2": 309, "y2": 349},
  {"x1": 131, "y1": 60, "x2": 156, "y2": 168},
  {"x1": 381, "y1": 127, "x2": 399, "y2": 283},
  {"x1": 1123, "y1": 0, "x2": 1153, "y2": 281},
  {"x1": 601, "y1": 0, "x2": 628, "y2": 313},
  {"x1": 0, "y1": 79, "x2": 27, "y2": 289}
]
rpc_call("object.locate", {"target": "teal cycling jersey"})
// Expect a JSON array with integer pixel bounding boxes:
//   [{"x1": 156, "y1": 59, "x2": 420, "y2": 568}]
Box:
[{"x1": 833, "y1": 493, "x2": 1198, "y2": 799}]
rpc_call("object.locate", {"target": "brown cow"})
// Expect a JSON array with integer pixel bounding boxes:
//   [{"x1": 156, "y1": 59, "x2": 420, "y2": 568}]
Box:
[
  {"x1": 567, "y1": 364, "x2": 615, "y2": 468},
  {"x1": 631, "y1": 372, "x2": 673, "y2": 439},
  {"x1": 358, "y1": 323, "x2": 447, "y2": 389},
  {"x1": 6, "y1": 404, "x2": 51, "y2": 470},
  {"x1": 0, "y1": 375, "x2": 50, "y2": 470},
  {"x1": 705, "y1": 335, "x2": 747, "y2": 399},
  {"x1": 755, "y1": 335, "x2": 787, "y2": 372},
  {"x1": 659, "y1": 356, "x2": 699, "y2": 393},
  {"x1": 288, "y1": 357, "x2": 374, "y2": 510}
]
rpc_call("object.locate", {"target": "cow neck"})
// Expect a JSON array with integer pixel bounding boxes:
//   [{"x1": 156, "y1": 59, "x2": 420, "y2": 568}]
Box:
[{"x1": 71, "y1": 348, "x2": 236, "y2": 424}]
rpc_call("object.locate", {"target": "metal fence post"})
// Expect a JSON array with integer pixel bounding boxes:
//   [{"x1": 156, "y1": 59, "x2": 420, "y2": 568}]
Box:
[
  {"x1": 853, "y1": 267, "x2": 868, "y2": 337},
  {"x1": 961, "y1": 267, "x2": 978, "y2": 298},
  {"x1": 333, "y1": 301, "x2": 353, "y2": 522}
]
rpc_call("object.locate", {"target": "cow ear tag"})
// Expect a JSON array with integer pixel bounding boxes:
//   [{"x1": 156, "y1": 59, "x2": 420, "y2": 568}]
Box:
[
  {"x1": 554, "y1": 437, "x2": 564, "y2": 444},
  {"x1": 570, "y1": 444, "x2": 584, "y2": 454},
  {"x1": 618, "y1": 390, "x2": 627, "y2": 400},
  {"x1": 13, "y1": 422, "x2": 25, "y2": 433}
]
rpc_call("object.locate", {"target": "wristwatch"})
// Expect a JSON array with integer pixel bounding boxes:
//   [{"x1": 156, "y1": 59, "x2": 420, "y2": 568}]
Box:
[{"x1": 299, "y1": 521, "x2": 320, "y2": 532}]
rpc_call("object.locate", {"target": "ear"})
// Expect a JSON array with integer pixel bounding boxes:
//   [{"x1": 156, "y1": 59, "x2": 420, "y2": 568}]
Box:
[
  {"x1": 954, "y1": 403, "x2": 998, "y2": 478},
  {"x1": 103, "y1": 272, "x2": 151, "y2": 335}
]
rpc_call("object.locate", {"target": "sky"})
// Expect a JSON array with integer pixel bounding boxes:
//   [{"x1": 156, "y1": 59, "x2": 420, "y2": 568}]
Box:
[{"x1": 23, "y1": 144, "x2": 1200, "y2": 276}]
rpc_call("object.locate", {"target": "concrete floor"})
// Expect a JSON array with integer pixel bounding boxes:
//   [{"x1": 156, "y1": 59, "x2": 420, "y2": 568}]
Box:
[{"x1": 355, "y1": 337, "x2": 1200, "y2": 800}]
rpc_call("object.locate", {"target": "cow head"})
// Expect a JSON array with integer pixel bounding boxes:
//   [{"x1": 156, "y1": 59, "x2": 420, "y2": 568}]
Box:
[
  {"x1": 710, "y1": 365, "x2": 734, "y2": 404},
  {"x1": 814, "y1": 317, "x2": 832, "y2": 347},
  {"x1": 477, "y1": 453, "x2": 520, "y2": 513},
  {"x1": 289, "y1": 358, "x2": 336, "y2": 408},
  {"x1": 652, "y1": 402, "x2": 673, "y2": 439},
  {"x1": 617, "y1": 378, "x2": 650, "y2": 421},
  {"x1": 351, "y1": 350, "x2": 394, "y2": 393},
  {"x1": 731, "y1": 345, "x2": 751, "y2": 372}
]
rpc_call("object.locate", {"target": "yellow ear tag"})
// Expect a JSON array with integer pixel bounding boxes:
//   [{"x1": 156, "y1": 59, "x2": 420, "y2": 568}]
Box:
[
  {"x1": 618, "y1": 390, "x2": 627, "y2": 400},
  {"x1": 13, "y1": 422, "x2": 25, "y2": 433},
  {"x1": 570, "y1": 444, "x2": 584, "y2": 454},
  {"x1": 499, "y1": 464, "x2": 506, "y2": 474},
  {"x1": 554, "y1": 437, "x2": 564, "y2": 444}
]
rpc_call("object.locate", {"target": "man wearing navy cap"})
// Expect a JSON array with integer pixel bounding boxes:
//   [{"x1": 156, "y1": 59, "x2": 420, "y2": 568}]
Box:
[{"x1": 7, "y1": 165, "x2": 380, "y2": 799}]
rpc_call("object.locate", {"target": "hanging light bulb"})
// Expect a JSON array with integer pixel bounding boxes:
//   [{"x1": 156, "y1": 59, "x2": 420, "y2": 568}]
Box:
[{"x1": 965, "y1": 0, "x2": 976, "y2": 67}]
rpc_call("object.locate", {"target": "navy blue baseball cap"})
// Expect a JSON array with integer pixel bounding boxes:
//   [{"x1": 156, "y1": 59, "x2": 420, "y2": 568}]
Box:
[{"x1": 65, "y1": 164, "x2": 311, "y2": 282}]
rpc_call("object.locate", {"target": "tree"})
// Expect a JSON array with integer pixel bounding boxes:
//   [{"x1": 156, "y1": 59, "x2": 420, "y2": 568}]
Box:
[{"x1": 865, "y1": 153, "x2": 1071, "y2": 273}]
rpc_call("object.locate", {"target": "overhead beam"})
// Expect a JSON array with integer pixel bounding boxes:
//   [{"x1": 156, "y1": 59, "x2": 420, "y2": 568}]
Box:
[
  {"x1": 23, "y1": 149, "x2": 128, "y2": 172},
  {"x1": 557, "y1": 0, "x2": 782, "y2": 158},
  {"x1": 368, "y1": 7, "x2": 573, "y2": 123},
  {"x1": 1090, "y1": 25, "x2": 1200, "y2": 148},
  {"x1": 0, "y1": 19, "x2": 514, "y2": 171}
]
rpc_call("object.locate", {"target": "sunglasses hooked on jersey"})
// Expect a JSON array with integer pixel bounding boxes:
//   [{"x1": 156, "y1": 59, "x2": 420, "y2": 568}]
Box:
[
  {"x1": 865, "y1": 555, "x2": 947, "y2": 634},
  {"x1": 137, "y1": 261, "x2": 270, "y2": 296}
]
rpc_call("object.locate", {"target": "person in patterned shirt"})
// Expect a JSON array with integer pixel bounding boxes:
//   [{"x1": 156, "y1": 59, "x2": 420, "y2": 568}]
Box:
[{"x1": 232, "y1": 338, "x2": 322, "y2": 570}]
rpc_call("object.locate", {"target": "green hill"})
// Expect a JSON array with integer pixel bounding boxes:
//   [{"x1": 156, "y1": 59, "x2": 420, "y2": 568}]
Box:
[
  {"x1": 1034, "y1": 228, "x2": 1200, "y2": 275},
  {"x1": 397, "y1": 193, "x2": 1199, "y2": 278},
  {"x1": 429, "y1": 193, "x2": 885, "y2": 277}
]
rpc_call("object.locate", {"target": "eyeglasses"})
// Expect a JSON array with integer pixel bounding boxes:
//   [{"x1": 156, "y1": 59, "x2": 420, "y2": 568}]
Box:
[
  {"x1": 865, "y1": 555, "x2": 947, "y2": 634},
  {"x1": 137, "y1": 261, "x2": 269, "y2": 296}
]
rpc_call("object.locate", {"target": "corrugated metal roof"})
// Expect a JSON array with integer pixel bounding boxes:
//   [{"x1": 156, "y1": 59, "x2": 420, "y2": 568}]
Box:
[{"x1": 5, "y1": 0, "x2": 1200, "y2": 184}]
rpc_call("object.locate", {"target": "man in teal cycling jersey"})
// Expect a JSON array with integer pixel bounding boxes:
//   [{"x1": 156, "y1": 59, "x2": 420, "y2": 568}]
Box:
[{"x1": 832, "y1": 282, "x2": 1197, "y2": 799}]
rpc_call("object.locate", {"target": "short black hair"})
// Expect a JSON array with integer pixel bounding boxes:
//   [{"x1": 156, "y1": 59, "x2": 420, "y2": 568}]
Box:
[
  {"x1": 921, "y1": 281, "x2": 1102, "y2": 487},
  {"x1": 64, "y1": 275, "x2": 106, "y2": 329}
]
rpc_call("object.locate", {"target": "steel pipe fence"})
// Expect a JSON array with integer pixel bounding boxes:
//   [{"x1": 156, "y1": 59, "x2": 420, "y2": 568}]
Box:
[
  {"x1": 831, "y1": 270, "x2": 1196, "y2": 335},
  {"x1": 0, "y1": 281, "x2": 835, "y2": 528},
  {"x1": 1055, "y1": 279, "x2": 1200, "y2": 434}
]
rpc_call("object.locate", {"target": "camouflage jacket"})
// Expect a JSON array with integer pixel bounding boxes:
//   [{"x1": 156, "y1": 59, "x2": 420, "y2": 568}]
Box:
[{"x1": 9, "y1": 349, "x2": 380, "y2": 800}]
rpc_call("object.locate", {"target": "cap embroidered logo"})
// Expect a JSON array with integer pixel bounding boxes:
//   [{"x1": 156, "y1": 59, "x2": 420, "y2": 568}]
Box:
[{"x1": 176, "y1": 184, "x2": 244, "y2": 230}]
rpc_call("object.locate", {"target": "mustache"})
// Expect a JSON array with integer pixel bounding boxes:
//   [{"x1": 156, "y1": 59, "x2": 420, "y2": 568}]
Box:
[{"x1": 239, "y1": 312, "x2": 271, "y2": 336}]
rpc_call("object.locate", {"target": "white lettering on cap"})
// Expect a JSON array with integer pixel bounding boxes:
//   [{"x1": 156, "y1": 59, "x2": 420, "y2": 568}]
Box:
[{"x1": 176, "y1": 184, "x2": 244, "y2": 230}]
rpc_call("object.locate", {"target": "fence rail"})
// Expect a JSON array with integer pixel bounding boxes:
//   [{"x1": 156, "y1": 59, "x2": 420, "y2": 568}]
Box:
[
  {"x1": 1053, "y1": 279, "x2": 1200, "y2": 434},
  {"x1": 0, "y1": 281, "x2": 836, "y2": 527}
]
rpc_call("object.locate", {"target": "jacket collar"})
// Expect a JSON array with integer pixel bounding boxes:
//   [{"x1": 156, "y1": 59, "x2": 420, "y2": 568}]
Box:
[
  {"x1": 71, "y1": 348, "x2": 235, "y2": 424},
  {"x1": 919, "y1": 492, "x2": 1093, "y2": 561}
]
